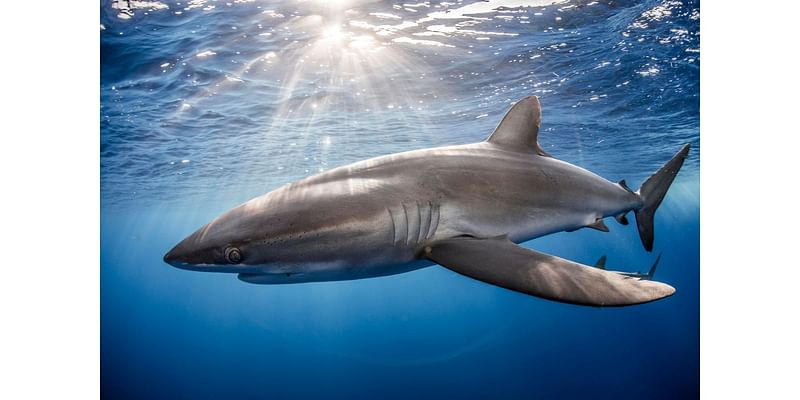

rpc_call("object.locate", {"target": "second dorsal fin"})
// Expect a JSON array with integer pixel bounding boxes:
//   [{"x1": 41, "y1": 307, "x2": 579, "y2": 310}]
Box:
[{"x1": 486, "y1": 96, "x2": 550, "y2": 157}]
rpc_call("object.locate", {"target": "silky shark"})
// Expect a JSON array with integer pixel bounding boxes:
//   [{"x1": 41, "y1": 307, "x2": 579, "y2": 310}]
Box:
[{"x1": 165, "y1": 96, "x2": 690, "y2": 307}]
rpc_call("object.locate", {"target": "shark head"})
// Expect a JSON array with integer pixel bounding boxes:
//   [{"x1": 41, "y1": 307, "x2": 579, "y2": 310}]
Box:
[{"x1": 163, "y1": 202, "x2": 277, "y2": 273}]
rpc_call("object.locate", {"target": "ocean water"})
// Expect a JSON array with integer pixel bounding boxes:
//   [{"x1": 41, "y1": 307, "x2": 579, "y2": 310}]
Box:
[{"x1": 100, "y1": 0, "x2": 699, "y2": 398}]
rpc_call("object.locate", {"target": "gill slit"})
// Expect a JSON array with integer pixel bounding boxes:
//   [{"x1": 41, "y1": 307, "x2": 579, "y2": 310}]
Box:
[
  {"x1": 401, "y1": 202, "x2": 410, "y2": 246},
  {"x1": 427, "y1": 202, "x2": 440, "y2": 240},
  {"x1": 386, "y1": 207, "x2": 396, "y2": 245}
]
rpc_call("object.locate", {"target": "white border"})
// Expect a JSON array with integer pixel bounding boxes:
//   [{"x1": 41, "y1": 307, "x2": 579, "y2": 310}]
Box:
[
  {"x1": 702, "y1": 1, "x2": 800, "y2": 398},
  {"x1": 0, "y1": 2, "x2": 99, "y2": 399}
]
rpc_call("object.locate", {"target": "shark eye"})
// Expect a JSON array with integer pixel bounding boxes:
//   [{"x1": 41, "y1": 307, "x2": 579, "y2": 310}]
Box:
[{"x1": 224, "y1": 246, "x2": 242, "y2": 264}]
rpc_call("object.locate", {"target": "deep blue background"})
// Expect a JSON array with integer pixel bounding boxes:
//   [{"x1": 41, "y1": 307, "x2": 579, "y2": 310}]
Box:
[{"x1": 101, "y1": 0, "x2": 699, "y2": 398}]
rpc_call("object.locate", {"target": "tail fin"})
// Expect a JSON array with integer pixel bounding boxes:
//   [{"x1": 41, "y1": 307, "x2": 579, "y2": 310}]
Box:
[{"x1": 634, "y1": 143, "x2": 691, "y2": 251}]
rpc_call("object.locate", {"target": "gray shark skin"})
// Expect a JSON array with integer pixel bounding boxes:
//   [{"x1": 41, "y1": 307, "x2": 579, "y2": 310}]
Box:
[{"x1": 165, "y1": 96, "x2": 690, "y2": 307}]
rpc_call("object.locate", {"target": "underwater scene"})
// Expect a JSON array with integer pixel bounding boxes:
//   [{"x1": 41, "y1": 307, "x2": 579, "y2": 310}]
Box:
[{"x1": 101, "y1": 0, "x2": 699, "y2": 398}]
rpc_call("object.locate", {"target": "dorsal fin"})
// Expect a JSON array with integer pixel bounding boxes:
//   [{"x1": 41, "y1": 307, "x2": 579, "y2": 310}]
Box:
[{"x1": 487, "y1": 96, "x2": 550, "y2": 156}]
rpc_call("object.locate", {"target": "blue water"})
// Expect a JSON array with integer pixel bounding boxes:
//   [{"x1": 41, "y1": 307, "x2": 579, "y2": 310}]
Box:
[{"x1": 101, "y1": 0, "x2": 699, "y2": 398}]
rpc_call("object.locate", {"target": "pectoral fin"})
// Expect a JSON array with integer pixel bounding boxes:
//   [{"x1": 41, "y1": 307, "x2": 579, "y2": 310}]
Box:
[{"x1": 424, "y1": 236, "x2": 675, "y2": 307}]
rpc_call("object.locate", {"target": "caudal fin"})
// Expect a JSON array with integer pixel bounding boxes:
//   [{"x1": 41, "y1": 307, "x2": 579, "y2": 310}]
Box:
[{"x1": 634, "y1": 143, "x2": 691, "y2": 251}]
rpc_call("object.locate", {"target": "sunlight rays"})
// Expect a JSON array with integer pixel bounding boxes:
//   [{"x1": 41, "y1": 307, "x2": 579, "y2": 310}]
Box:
[
  {"x1": 168, "y1": 0, "x2": 452, "y2": 171},
  {"x1": 241, "y1": 2, "x2": 449, "y2": 172}
]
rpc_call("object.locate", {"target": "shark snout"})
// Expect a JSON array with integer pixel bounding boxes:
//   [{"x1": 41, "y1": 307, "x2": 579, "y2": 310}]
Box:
[
  {"x1": 163, "y1": 243, "x2": 189, "y2": 269},
  {"x1": 163, "y1": 229, "x2": 205, "y2": 269},
  {"x1": 163, "y1": 246, "x2": 184, "y2": 267}
]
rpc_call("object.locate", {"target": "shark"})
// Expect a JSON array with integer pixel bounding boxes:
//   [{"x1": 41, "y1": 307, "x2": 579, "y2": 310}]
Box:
[{"x1": 164, "y1": 96, "x2": 690, "y2": 307}]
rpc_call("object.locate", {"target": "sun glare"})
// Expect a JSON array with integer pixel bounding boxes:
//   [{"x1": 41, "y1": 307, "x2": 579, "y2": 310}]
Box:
[
  {"x1": 240, "y1": 1, "x2": 441, "y2": 141},
  {"x1": 322, "y1": 25, "x2": 343, "y2": 40},
  {"x1": 174, "y1": 0, "x2": 455, "y2": 159}
]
